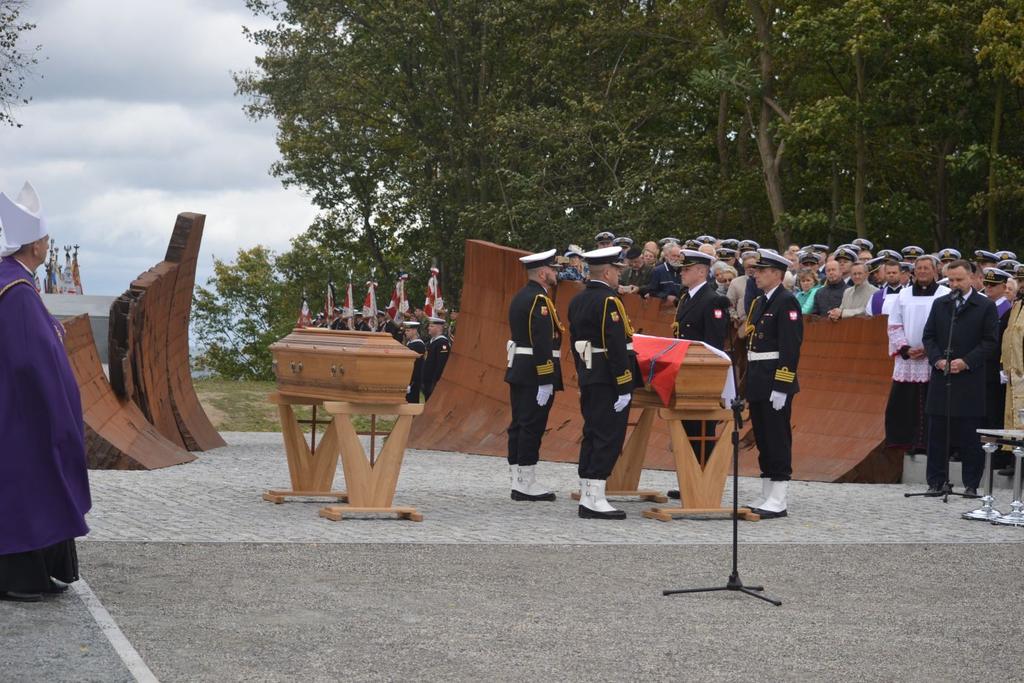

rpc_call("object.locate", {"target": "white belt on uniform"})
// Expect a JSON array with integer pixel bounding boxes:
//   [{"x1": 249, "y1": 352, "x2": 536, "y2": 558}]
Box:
[
  {"x1": 506, "y1": 341, "x2": 560, "y2": 367},
  {"x1": 748, "y1": 351, "x2": 780, "y2": 362},
  {"x1": 573, "y1": 341, "x2": 633, "y2": 369}
]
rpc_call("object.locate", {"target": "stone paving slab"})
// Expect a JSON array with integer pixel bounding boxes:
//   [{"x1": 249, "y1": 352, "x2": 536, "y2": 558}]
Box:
[{"x1": 81, "y1": 432, "x2": 1024, "y2": 546}]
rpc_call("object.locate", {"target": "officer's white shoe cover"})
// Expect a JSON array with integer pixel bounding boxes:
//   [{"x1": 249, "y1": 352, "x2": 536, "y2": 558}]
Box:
[
  {"x1": 749, "y1": 478, "x2": 771, "y2": 510},
  {"x1": 754, "y1": 481, "x2": 788, "y2": 518},
  {"x1": 578, "y1": 479, "x2": 626, "y2": 519},
  {"x1": 509, "y1": 464, "x2": 519, "y2": 488},
  {"x1": 511, "y1": 465, "x2": 556, "y2": 501}
]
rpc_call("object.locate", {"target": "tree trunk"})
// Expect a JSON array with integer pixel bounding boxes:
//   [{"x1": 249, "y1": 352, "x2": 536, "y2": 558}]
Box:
[
  {"x1": 987, "y1": 78, "x2": 1004, "y2": 250},
  {"x1": 933, "y1": 139, "x2": 954, "y2": 248},
  {"x1": 854, "y1": 50, "x2": 867, "y2": 238},
  {"x1": 828, "y1": 160, "x2": 840, "y2": 246},
  {"x1": 715, "y1": 90, "x2": 730, "y2": 233}
]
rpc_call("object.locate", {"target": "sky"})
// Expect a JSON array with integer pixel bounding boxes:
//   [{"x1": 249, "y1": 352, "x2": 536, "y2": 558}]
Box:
[{"x1": 0, "y1": 0, "x2": 319, "y2": 295}]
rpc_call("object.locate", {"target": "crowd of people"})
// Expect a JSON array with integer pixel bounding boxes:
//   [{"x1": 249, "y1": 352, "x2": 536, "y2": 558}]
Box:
[{"x1": 550, "y1": 231, "x2": 1024, "y2": 493}]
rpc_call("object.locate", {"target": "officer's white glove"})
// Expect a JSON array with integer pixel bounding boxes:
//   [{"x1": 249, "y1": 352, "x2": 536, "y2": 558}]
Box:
[
  {"x1": 770, "y1": 390, "x2": 787, "y2": 411},
  {"x1": 536, "y1": 384, "x2": 554, "y2": 406},
  {"x1": 407, "y1": 385, "x2": 411, "y2": 394},
  {"x1": 613, "y1": 393, "x2": 631, "y2": 413},
  {"x1": 1000, "y1": 371, "x2": 1009, "y2": 385}
]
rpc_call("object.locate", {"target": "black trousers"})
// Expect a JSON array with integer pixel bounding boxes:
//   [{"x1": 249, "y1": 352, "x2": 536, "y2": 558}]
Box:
[
  {"x1": 748, "y1": 398, "x2": 793, "y2": 481},
  {"x1": 406, "y1": 380, "x2": 421, "y2": 404},
  {"x1": 0, "y1": 539, "x2": 79, "y2": 593},
  {"x1": 926, "y1": 415, "x2": 984, "y2": 489},
  {"x1": 507, "y1": 383, "x2": 554, "y2": 466},
  {"x1": 682, "y1": 420, "x2": 718, "y2": 462},
  {"x1": 578, "y1": 383, "x2": 630, "y2": 479}
]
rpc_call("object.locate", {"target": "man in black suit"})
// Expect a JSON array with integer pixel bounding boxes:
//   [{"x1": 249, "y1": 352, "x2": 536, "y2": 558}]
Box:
[
  {"x1": 921, "y1": 259, "x2": 1000, "y2": 496},
  {"x1": 504, "y1": 249, "x2": 564, "y2": 502},
  {"x1": 666, "y1": 249, "x2": 732, "y2": 500},
  {"x1": 743, "y1": 249, "x2": 804, "y2": 519}
]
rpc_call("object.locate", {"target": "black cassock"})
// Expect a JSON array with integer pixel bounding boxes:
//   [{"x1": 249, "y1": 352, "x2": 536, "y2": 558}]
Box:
[
  {"x1": 504, "y1": 281, "x2": 564, "y2": 467},
  {"x1": 922, "y1": 290, "x2": 999, "y2": 489},
  {"x1": 673, "y1": 282, "x2": 731, "y2": 461}
]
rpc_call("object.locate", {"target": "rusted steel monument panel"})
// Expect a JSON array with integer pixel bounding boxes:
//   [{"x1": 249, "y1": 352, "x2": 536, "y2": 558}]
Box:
[
  {"x1": 409, "y1": 239, "x2": 901, "y2": 483},
  {"x1": 108, "y1": 212, "x2": 225, "y2": 452},
  {"x1": 63, "y1": 315, "x2": 195, "y2": 470}
]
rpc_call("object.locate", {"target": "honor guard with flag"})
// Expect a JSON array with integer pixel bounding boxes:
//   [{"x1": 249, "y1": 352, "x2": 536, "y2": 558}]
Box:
[
  {"x1": 666, "y1": 249, "x2": 732, "y2": 500},
  {"x1": 505, "y1": 249, "x2": 564, "y2": 502},
  {"x1": 421, "y1": 316, "x2": 451, "y2": 400},
  {"x1": 569, "y1": 246, "x2": 641, "y2": 519},
  {"x1": 403, "y1": 321, "x2": 426, "y2": 403},
  {"x1": 743, "y1": 249, "x2": 804, "y2": 519}
]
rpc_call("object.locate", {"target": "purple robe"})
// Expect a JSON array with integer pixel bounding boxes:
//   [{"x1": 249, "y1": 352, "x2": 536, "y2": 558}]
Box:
[
  {"x1": 0, "y1": 257, "x2": 90, "y2": 555},
  {"x1": 996, "y1": 297, "x2": 1012, "y2": 318}
]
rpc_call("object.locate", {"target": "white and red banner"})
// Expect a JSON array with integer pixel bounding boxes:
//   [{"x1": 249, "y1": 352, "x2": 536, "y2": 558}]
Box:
[
  {"x1": 363, "y1": 279, "x2": 379, "y2": 330},
  {"x1": 324, "y1": 279, "x2": 336, "y2": 323},
  {"x1": 296, "y1": 293, "x2": 312, "y2": 327},
  {"x1": 386, "y1": 273, "x2": 410, "y2": 322},
  {"x1": 343, "y1": 277, "x2": 355, "y2": 322},
  {"x1": 424, "y1": 266, "x2": 443, "y2": 317}
]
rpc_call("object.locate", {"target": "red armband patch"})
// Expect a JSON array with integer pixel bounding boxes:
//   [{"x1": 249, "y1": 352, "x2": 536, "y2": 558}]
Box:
[
  {"x1": 540, "y1": 306, "x2": 549, "y2": 316},
  {"x1": 789, "y1": 310, "x2": 799, "y2": 321},
  {"x1": 713, "y1": 309, "x2": 723, "y2": 319}
]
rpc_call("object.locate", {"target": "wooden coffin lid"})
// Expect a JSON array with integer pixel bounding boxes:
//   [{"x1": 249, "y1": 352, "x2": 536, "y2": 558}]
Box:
[{"x1": 270, "y1": 327, "x2": 419, "y2": 359}]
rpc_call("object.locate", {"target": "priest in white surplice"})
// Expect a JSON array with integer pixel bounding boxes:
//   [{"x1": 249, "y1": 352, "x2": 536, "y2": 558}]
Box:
[{"x1": 884, "y1": 255, "x2": 949, "y2": 453}]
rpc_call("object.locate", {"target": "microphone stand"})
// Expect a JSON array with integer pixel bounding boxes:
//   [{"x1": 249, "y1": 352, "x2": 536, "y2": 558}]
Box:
[
  {"x1": 663, "y1": 364, "x2": 781, "y2": 606},
  {"x1": 905, "y1": 288, "x2": 973, "y2": 502}
]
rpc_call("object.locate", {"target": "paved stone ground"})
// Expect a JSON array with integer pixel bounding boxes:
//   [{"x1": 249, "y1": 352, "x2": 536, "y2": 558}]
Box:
[
  {"x1": 84, "y1": 432, "x2": 1024, "y2": 546},
  {"x1": 4, "y1": 431, "x2": 1024, "y2": 682}
]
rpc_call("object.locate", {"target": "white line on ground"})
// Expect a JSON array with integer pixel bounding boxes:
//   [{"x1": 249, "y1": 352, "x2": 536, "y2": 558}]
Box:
[{"x1": 72, "y1": 578, "x2": 159, "y2": 683}]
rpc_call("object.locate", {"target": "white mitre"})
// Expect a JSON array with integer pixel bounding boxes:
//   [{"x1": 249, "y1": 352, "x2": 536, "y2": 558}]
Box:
[{"x1": 0, "y1": 181, "x2": 48, "y2": 258}]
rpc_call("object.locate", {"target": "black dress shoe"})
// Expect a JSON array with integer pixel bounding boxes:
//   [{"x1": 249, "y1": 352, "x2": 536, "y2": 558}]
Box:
[
  {"x1": 751, "y1": 508, "x2": 788, "y2": 519},
  {"x1": 667, "y1": 490, "x2": 680, "y2": 500},
  {"x1": 511, "y1": 490, "x2": 556, "y2": 502},
  {"x1": 578, "y1": 505, "x2": 626, "y2": 520},
  {"x1": 0, "y1": 591, "x2": 43, "y2": 602},
  {"x1": 44, "y1": 579, "x2": 70, "y2": 594},
  {"x1": 963, "y1": 487, "x2": 979, "y2": 497},
  {"x1": 925, "y1": 486, "x2": 943, "y2": 495},
  {"x1": 997, "y1": 467, "x2": 1016, "y2": 477}
]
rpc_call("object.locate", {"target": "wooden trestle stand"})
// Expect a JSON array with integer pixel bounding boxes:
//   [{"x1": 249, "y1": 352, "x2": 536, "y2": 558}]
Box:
[{"x1": 264, "y1": 328, "x2": 423, "y2": 521}]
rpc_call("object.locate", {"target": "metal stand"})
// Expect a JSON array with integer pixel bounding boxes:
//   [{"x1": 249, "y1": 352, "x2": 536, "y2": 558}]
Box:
[
  {"x1": 993, "y1": 447, "x2": 1024, "y2": 527},
  {"x1": 906, "y1": 293, "x2": 973, "y2": 503},
  {"x1": 662, "y1": 396, "x2": 782, "y2": 606},
  {"x1": 963, "y1": 443, "x2": 1002, "y2": 521}
]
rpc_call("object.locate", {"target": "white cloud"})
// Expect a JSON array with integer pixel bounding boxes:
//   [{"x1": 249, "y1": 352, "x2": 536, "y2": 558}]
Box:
[{"x1": 0, "y1": 0, "x2": 319, "y2": 295}]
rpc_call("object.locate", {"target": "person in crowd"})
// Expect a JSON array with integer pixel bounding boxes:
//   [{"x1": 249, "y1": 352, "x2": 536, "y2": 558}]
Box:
[
  {"x1": 870, "y1": 260, "x2": 904, "y2": 316},
  {"x1": 568, "y1": 246, "x2": 640, "y2": 519},
  {"x1": 982, "y1": 269, "x2": 1014, "y2": 468},
  {"x1": 618, "y1": 247, "x2": 649, "y2": 295},
  {"x1": 594, "y1": 231, "x2": 615, "y2": 249},
  {"x1": 1000, "y1": 268, "x2": 1024, "y2": 476},
  {"x1": 728, "y1": 250, "x2": 761, "y2": 322},
  {"x1": 421, "y1": 316, "x2": 451, "y2": 400},
  {"x1": 811, "y1": 260, "x2": 849, "y2": 317},
  {"x1": 716, "y1": 246, "x2": 738, "y2": 271},
  {"x1": 921, "y1": 259, "x2": 999, "y2": 496},
  {"x1": 404, "y1": 321, "x2": 426, "y2": 403},
  {"x1": 794, "y1": 268, "x2": 822, "y2": 314},
  {"x1": 0, "y1": 181, "x2": 91, "y2": 602},
  {"x1": 834, "y1": 247, "x2": 858, "y2": 284},
  {"x1": 829, "y1": 262, "x2": 878, "y2": 320},
  {"x1": 644, "y1": 242, "x2": 683, "y2": 303},
  {"x1": 557, "y1": 248, "x2": 586, "y2": 281},
  {"x1": 884, "y1": 255, "x2": 949, "y2": 455},
  {"x1": 714, "y1": 263, "x2": 737, "y2": 296},
  {"x1": 505, "y1": 249, "x2": 563, "y2": 502}
]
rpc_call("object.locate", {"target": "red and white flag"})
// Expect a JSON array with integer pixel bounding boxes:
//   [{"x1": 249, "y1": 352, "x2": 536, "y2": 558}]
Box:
[
  {"x1": 386, "y1": 273, "x2": 410, "y2": 322},
  {"x1": 343, "y1": 275, "x2": 355, "y2": 323},
  {"x1": 324, "y1": 278, "x2": 336, "y2": 323},
  {"x1": 363, "y1": 279, "x2": 379, "y2": 330},
  {"x1": 424, "y1": 266, "x2": 443, "y2": 317},
  {"x1": 296, "y1": 292, "x2": 312, "y2": 327}
]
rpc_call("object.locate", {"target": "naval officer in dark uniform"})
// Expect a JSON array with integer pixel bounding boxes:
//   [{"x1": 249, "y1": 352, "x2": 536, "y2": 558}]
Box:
[
  {"x1": 743, "y1": 249, "x2": 804, "y2": 519},
  {"x1": 667, "y1": 249, "x2": 732, "y2": 500},
  {"x1": 569, "y1": 246, "x2": 641, "y2": 519},
  {"x1": 403, "y1": 321, "x2": 426, "y2": 403},
  {"x1": 505, "y1": 249, "x2": 564, "y2": 502},
  {"x1": 421, "y1": 316, "x2": 451, "y2": 400}
]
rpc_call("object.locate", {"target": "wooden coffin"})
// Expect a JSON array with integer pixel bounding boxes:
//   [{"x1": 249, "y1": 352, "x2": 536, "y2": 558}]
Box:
[
  {"x1": 269, "y1": 328, "x2": 418, "y2": 404},
  {"x1": 632, "y1": 342, "x2": 732, "y2": 411}
]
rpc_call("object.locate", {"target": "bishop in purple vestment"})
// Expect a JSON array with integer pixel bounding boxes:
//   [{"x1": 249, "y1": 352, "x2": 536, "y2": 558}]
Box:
[{"x1": 0, "y1": 182, "x2": 90, "y2": 602}]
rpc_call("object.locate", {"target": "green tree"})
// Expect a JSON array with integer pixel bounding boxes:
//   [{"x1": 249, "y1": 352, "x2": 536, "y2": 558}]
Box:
[
  {"x1": 192, "y1": 246, "x2": 295, "y2": 380},
  {"x1": 0, "y1": 0, "x2": 40, "y2": 127}
]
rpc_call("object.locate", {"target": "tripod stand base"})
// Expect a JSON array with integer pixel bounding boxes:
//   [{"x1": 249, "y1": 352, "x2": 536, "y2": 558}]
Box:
[{"x1": 664, "y1": 572, "x2": 782, "y2": 606}]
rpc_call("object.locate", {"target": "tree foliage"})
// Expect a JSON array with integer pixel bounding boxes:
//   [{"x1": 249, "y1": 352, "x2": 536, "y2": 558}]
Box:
[
  {"x1": 212, "y1": 0, "x2": 1024, "y2": 374},
  {"x1": 0, "y1": 0, "x2": 40, "y2": 128}
]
